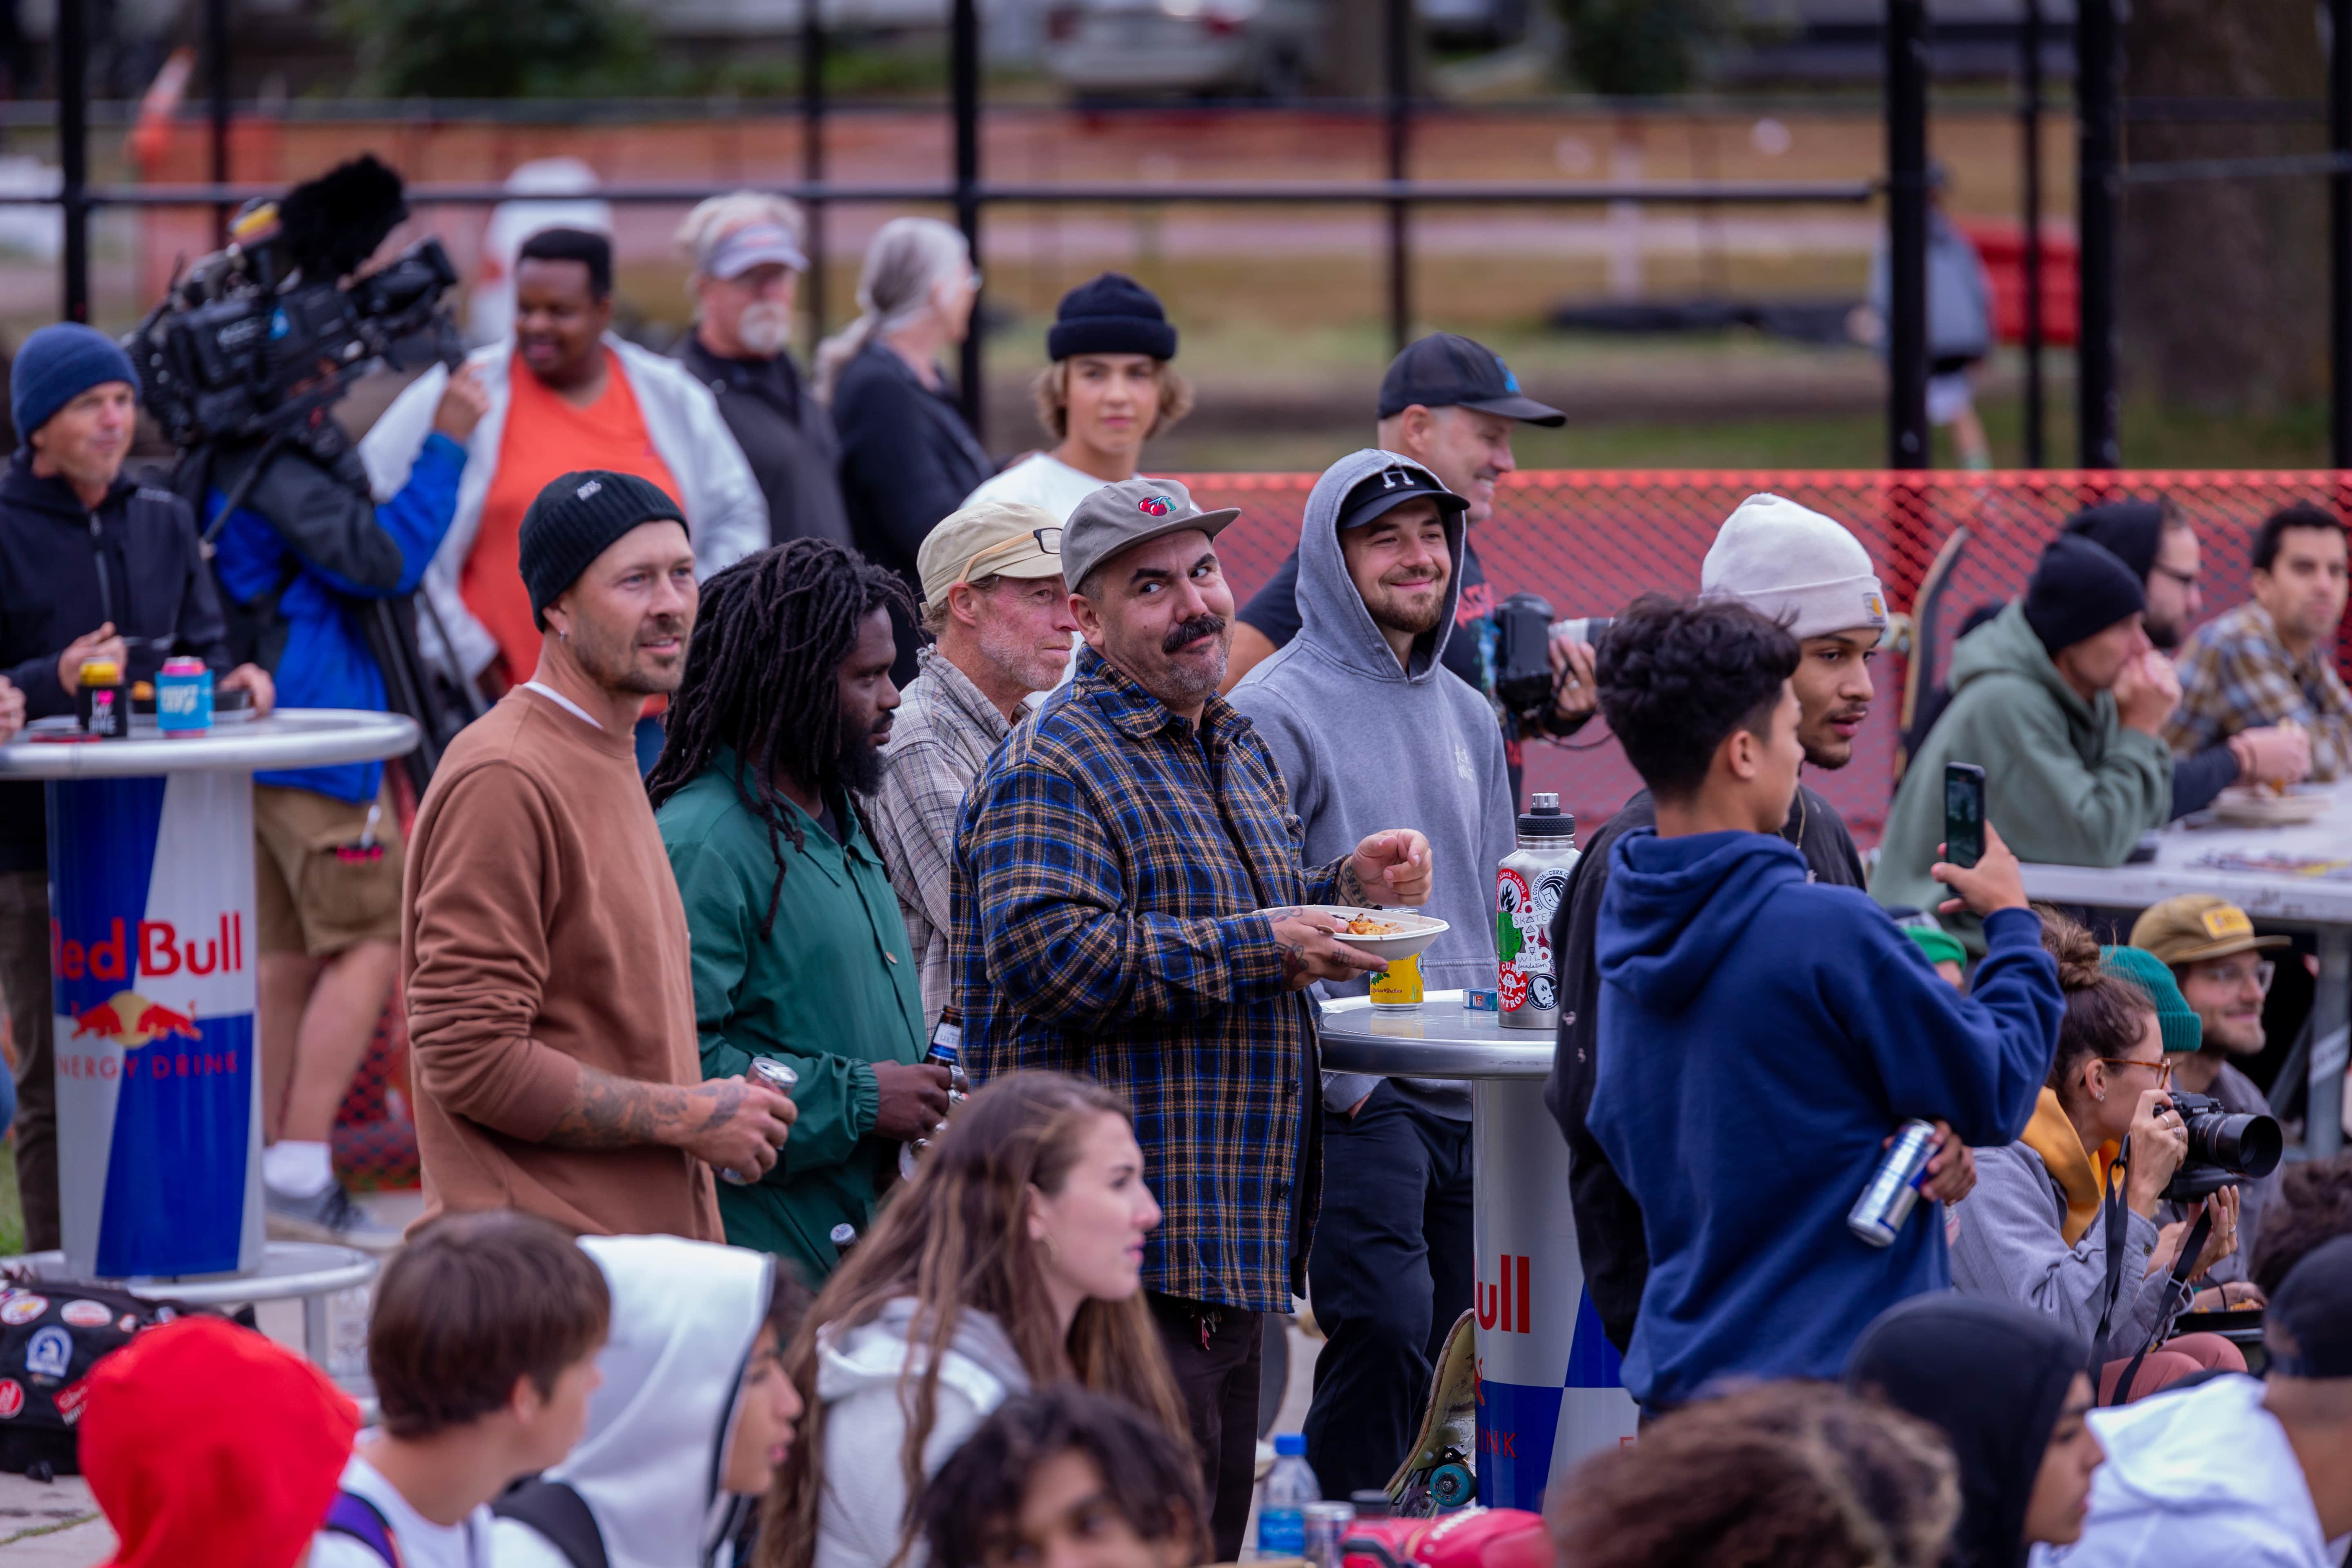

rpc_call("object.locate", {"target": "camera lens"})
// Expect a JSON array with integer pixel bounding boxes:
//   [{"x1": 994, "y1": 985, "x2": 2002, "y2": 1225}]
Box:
[{"x1": 2197, "y1": 1110, "x2": 2283, "y2": 1178}]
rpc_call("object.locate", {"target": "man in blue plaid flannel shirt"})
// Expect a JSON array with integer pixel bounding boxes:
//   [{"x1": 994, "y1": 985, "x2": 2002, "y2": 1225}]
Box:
[
  {"x1": 2170, "y1": 504, "x2": 2352, "y2": 782},
  {"x1": 954, "y1": 477, "x2": 1433, "y2": 1559}
]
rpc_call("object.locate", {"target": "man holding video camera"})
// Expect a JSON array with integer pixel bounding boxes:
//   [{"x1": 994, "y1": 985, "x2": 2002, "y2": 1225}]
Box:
[{"x1": 0, "y1": 323, "x2": 276, "y2": 1253}]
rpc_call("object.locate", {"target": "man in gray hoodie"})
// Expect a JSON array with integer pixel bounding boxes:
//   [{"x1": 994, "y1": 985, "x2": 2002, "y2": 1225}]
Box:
[{"x1": 1229, "y1": 448, "x2": 1515, "y2": 1496}]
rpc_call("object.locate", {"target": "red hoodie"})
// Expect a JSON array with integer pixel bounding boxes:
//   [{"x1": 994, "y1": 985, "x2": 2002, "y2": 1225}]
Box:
[{"x1": 81, "y1": 1316, "x2": 359, "y2": 1568}]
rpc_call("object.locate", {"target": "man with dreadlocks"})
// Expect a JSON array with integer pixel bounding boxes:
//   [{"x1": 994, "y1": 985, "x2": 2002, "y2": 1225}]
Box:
[
  {"x1": 653, "y1": 538, "x2": 951, "y2": 1284},
  {"x1": 405, "y1": 471, "x2": 796, "y2": 1241}
]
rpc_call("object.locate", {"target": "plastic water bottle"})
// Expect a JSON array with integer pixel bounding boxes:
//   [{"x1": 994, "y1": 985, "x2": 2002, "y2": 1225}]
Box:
[{"x1": 1256, "y1": 1434, "x2": 1320, "y2": 1559}]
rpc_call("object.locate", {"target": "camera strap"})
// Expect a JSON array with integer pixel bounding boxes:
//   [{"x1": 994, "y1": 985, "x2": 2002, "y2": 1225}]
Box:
[
  {"x1": 2089, "y1": 1143, "x2": 2131, "y2": 1373},
  {"x1": 2106, "y1": 1205, "x2": 2214, "y2": 1407}
]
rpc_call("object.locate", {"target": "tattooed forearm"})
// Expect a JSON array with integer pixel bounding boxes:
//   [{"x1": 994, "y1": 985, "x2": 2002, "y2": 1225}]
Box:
[
  {"x1": 542, "y1": 1065, "x2": 689, "y2": 1151},
  {"x1": 1335, "y1": 858, "x2": 1370, "y2": 906}
]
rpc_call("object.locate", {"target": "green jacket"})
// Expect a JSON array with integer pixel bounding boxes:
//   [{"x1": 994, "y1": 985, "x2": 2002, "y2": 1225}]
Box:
[
  {"x1": 658, "y1": 755, "x2": 925, "y2": 1285},
  {"x1": 1873, "y1": 600, "x2": 2172, "y2": 952}
]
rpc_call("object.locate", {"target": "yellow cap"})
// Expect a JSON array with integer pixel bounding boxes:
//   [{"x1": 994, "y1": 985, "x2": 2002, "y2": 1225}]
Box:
[
  {"x1": 2129, "y1": 893, "x2": 2292, "y2": 966},
  {"x1": 78, "y1": 660, "x2": 120, "y2": 686}
]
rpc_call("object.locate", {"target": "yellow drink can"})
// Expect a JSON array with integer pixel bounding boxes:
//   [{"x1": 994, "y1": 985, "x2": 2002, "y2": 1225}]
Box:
[{"x1": 1369, "y1": 951, "x2": 1424, "y2": 1011}]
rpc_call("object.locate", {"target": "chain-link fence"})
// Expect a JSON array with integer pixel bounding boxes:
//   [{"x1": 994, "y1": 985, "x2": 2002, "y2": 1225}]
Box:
[{"x1": 332, "y1": 466, "x2": 2352, "y2": 1189}]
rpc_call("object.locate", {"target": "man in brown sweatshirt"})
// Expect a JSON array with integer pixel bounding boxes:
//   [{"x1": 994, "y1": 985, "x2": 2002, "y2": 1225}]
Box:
[{"x1": 403, "y1": 470, "x2": 797, "y2": 1237}]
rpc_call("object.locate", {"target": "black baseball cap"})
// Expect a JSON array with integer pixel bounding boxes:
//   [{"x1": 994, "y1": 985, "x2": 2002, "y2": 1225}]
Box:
[
  {"x1": 2267, "y1": 1234, "x2": 2352, "y2": 1379},
  {"x1": 1377, "y1": 332, "x2": 1565, "y2": 426},
  {"x1": 1339, "y1": 461, "x2": 1472, "y2": 532}
]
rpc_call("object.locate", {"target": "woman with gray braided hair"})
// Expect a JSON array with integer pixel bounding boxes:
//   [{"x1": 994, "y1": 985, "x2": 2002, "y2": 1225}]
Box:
[
  {"x1": 820, "y1": 217, "x2": 993, "y2": 684},
  {"x1": 1544, "y1": 1381, "x2": 1962, "y2": 1568},
  {"x1": 652, "y1": 538, "x2": 955, "y2": 1285}
]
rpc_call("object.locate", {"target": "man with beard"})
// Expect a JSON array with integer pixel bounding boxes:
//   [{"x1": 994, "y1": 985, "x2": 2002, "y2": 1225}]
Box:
[
  {"x1": 870, "y1": 499, "x2": 1079, "y2": 1028},
  {"x1": 405, "y1": 472, "x2": 796, "y2": 1240},
  {"x1": 955, "y1": 478, "x2": 1434, "y2": 1558},
  {"x1": 2171, "y1": 503, "x2": 2352, "y2": 782},
  {"x1": 1227, "y1": 451, "x2": 1509, "y2": 1497},
  {"x1": 2066, "y1": 501, "x2": 2308, "y2": 815},
  {"x1": 653, "y1": 539, "x2": 949, "y2": 1282},
  {"x1": 1546, "y1": 493, "x2": 1975, "y2": 1354}
]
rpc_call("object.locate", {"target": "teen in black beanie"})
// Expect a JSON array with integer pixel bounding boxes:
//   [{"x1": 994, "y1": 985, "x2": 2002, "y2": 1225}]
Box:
[
  {"x1": 519, "y1": 470, "x2": 688, "y2": 627},
  {"x1": 1046, "y1": 273, "x2": 1177, "y2": 361},
  {"x1": 2022, "y1": 533, "x2": 2147, "y2": 657}
]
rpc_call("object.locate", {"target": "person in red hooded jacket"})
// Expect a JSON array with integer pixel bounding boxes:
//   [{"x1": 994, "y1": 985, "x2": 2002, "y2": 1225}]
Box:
[{"x1": 81, "y1": 1316, "x2": 358, "y2": 1568}]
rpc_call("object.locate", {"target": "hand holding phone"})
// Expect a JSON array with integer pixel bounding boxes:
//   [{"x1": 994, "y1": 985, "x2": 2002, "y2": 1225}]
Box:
[{"x1": 1942, "y1": 763, "x2": 1986, "y2": 872}]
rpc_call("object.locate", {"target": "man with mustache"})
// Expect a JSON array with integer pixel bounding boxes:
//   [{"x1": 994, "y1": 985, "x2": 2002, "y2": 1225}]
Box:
[
  {"x1": 653, "y1": 539, "x2": 948, "y2": 1283},
  {"x1": 405, "y1": 472, "x2": 796, "y2": 1242},
  {"x1": 1547, "y1": 494, "x2": 1975, "y2": 1355},
  {"x1": 1227, "y1": 451, "x2": 1513, "y2": 1497},
  {"x1": 955, "y1": 478, "x2": 1434, "y2": 1558},
  {"x1": 674, "y1": 193, "x2": 853, "y2": 552},
  {"x1": 361, "y1": 227, "x2": 764, "y2": 766}
]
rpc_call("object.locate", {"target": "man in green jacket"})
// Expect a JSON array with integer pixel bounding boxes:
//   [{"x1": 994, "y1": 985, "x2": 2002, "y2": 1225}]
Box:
[
  {"x1": 1875, "y1": 533, "x2": 2177, "y2": 951},
  {"x1": 650, "y1": 539, "x2": 953, "y2": 1283}
]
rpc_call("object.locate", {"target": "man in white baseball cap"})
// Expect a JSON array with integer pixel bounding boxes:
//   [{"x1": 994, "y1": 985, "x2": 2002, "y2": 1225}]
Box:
[{"x1": 867, "y1": 498, "x2": 1078, "y2": 1025}]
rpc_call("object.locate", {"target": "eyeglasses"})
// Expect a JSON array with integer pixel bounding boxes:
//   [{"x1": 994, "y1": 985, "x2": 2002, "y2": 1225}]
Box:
[
  {"x1": 2096, "y1": 1056, "x2": 2174, "y2": 1085},
  {"x1": 961, "y1": 527, "x2": 1062, "y2": 585},
  {"x1": 2199, "y1": 959, "x2": 2276, "y2": 993}
]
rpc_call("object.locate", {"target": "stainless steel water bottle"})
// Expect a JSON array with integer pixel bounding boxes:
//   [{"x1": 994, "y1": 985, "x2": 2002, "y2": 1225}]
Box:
[{"x1": 1497, "y1": 793, "x2": 1579, "y2": 1031}]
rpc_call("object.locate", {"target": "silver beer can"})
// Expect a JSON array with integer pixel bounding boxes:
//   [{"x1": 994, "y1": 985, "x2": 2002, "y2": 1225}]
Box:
[
  {"x1": 1303, "y1": 1502, "x2": 1355, "y2": 1568},
  {"x1": 1848, "y1": 1118, "x2": 1938, "y2": 1247}
]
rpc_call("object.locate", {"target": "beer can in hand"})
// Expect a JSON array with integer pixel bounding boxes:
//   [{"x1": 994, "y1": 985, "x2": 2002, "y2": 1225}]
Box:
[
  {"x1": 719, "y1": 1058, "x2": 800, "y2": 1185},
  {"x1": 1848, "y1": 1118, "x2": 1938, "y2": 1247}
]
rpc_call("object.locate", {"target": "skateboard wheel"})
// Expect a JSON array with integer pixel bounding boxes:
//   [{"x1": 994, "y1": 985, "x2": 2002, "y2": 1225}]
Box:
[{"x1": 1430, "y1": 1463, "x2": 1474, "y2": 1510}]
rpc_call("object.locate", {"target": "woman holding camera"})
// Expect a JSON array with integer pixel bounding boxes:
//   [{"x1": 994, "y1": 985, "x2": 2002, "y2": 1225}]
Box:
[{"x1": 1951, "y1": 913, "x2": 2244, "y2": 1401}]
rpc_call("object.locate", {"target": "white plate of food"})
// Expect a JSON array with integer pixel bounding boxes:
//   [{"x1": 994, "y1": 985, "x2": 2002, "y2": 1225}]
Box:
[
  {"x1": 1261, "y1": 905, "x2": 1449, "y2": 963},
  {"x1": 2211, "y1": 784, "x2": 2334, "y2": 829}
]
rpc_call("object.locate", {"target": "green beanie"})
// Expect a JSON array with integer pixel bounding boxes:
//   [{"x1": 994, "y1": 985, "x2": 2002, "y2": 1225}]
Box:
[
  {"x1": 1906, "y1": 926, "x2": 1967, "y2": 971},
  {"x1": 2100, "y1": 944, "x2": 2203, "y2": 1056}
]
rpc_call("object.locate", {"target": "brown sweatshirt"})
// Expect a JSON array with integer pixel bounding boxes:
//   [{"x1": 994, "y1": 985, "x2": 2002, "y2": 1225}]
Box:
[{"x1": 402, "y1": 686, "x2": 722, "y2": 1240}]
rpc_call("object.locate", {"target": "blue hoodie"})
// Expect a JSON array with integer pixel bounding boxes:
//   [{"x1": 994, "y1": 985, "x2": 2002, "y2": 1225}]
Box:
[{"x1": 1589, "y1": 828, "x2": 2060, "y2": 1409}]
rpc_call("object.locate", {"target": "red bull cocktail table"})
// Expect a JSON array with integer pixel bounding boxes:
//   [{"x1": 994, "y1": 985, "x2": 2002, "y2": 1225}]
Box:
[
  {"x1": 0, "y1": 710, "x2": 418, "y2": 1281},
  {"x1": 1316, "y1": 993, "x2": 1639, "y2": 1513}
]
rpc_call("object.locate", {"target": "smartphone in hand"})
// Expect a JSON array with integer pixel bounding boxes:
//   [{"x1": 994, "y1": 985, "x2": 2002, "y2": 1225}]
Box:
[{"x1": 1943, "y1": 762, "x2": 1987, "y2": 872}]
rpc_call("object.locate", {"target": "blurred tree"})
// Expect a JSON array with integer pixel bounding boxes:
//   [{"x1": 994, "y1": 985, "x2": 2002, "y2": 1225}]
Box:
[
  {"x1": 334, "y1": 0, "x2": 659, "y2": 98},
  {"x1": 1556, "y1": 0, "x2": 1737, "y2": 94},
  {"x1": 2119, "y1": 0, "x2": 2328, "y2": 416}
]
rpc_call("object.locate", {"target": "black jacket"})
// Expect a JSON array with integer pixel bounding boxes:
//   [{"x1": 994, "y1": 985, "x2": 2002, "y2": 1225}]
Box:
[
  {"x1": 832, "y1": 341, "x2": 992, "y2": 683},
  {"x1": 0, "y1": 454, "x2": 233, "y2": 872},
  {"x1": 1543, "y1": 784, "x2": 1866, "y2": 1352},
  {"x1": 679, "y1": 336, "x2": 853, "y2": 553}
]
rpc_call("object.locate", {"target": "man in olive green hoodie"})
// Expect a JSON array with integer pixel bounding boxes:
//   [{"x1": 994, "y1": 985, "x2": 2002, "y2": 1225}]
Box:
[
  {"x1": 650, "y1": 540, "x2": 953, "y2": 1285},
  {"x1": 1875, "y1": 534, "x2": 2177, "y2": 951}
]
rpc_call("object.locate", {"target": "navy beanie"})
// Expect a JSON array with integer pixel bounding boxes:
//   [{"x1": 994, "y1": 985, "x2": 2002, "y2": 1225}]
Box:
[
  {"x1": 1046, "y1": 273, "x2": 1177, "y2": 362},
  {"x1": 2064, "y1": 500, "x2": 2167, "y2": 583},
  {"x1": 11, "y1": 323, "x2": 137, "y2": 443},
  {"x1": 519, "y1": 471, "x2": 688, "y2": 628},
  {"x1": 2023, "y1": 533, "x2": 2147, "y2": 656}
]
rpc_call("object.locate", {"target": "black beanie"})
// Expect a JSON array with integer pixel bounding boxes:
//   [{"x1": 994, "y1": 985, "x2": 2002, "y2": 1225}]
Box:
[
  {"x1": 2022, "y1": 533, "x2": 2147, "y2": 656},
  {"x1": 519, "y1": 470, "x2": 688, "y2": 628},
  {"x1": 2064, "y1": 500, "x2": 2166, "y2": 582},
  {"x1": 1045, "y1": 273, "x2": 1177, "y2": 362}
]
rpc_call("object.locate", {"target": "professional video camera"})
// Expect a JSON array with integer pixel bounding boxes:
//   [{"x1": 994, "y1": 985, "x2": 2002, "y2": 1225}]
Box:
[
  {"x1": 1495, "y1": 592, "x2": 1612, "y2": 722},
  {"x1": 126, "y1": 154, "x2": 460, "y2": 469},
  {"x1": 2158, "y1": 1090, "x2": 2284, "y2": 1203}
]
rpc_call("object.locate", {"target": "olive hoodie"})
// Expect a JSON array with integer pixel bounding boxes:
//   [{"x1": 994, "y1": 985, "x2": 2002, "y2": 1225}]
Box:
[{"x1": 1873, "y1": 599, "x2": 2171, "y2": 952}]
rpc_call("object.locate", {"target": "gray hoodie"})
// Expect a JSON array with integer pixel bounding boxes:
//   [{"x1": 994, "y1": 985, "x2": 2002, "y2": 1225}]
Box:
[{"x1": 1230, "y1": 447, "x2": 1515, "y2": 1117}]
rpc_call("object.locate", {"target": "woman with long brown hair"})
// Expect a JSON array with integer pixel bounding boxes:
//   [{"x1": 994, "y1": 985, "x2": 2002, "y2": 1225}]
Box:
[{"x1": 758, "y1": 1071, "x2": 1188, "y2": 1568}]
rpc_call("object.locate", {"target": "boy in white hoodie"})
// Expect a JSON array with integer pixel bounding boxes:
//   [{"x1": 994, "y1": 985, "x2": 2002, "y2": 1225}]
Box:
[{"x1": 2051, "y1": 1234, "x2": 2352, "y2": 1568}]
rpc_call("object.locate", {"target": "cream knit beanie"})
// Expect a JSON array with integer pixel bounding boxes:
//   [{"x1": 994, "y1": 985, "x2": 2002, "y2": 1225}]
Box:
[{"x1": 1700, "y1": 493, "x2": 1889, "y2": 641}]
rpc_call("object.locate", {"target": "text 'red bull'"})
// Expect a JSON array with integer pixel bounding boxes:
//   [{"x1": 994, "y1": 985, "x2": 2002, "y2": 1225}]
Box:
[
  {"x1": 49, "y1": 915, "x2": 245, "y2": 983},
  {"x1": 1478, "y1": 1253, "x2": 1533, "y2": 1334}
]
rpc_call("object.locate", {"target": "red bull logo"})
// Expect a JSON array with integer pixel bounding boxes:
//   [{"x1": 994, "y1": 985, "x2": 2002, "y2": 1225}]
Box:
[
  {"x1": 51, "y1": 915, "x2": 245, "y2": 984},
  {"x1": 67, "y1": 991, "x2": 204, "y2": 1049},
  {"x1": 1478, "y1": 1252, "x2": 1533, "y2": 1335}
]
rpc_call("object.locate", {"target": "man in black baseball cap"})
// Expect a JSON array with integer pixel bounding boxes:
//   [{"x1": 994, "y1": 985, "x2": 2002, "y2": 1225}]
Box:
[
  {"x1": 2056, "y1": 1233, "x2": 2352, "y2": 1566},
  {"x1": 1225, "y1": 332, "x2": 1588, "y2": 801}
]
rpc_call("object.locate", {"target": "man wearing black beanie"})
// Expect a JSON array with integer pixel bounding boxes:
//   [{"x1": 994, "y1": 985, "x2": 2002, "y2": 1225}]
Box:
[
  {"x1": 962, "y1": 272, "x2": 1193, "y2": 522},
  {"x1": 1873, "y1": 534, "x2": 2176, "y2": 952},
  {"x1": 401, "y1": 470, "x2": 797, "y2": 1238}
]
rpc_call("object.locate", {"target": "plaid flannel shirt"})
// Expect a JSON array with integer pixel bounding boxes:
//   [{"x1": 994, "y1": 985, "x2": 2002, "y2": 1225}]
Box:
[
  {"x1": 952, "y1": 644, "x2": 1349, "y2": 1312},
  {"x1": 2168, "y1": 600, "x2": 2352, "y2": 781}
]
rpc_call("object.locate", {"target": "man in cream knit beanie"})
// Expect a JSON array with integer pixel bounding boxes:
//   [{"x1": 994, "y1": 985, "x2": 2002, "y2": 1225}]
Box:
[{"x1": 1549, "y1": 492, "x2": 1972, "y2": 1360}]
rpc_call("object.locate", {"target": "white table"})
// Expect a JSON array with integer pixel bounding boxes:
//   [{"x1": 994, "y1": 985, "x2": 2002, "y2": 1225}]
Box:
[
  {"x1": 2018, "y1": 780, "x2": 2352, "y2": 1156},
  {"x1": 1316, "y1": 993, "x2": 1637, "y2": 1512}
]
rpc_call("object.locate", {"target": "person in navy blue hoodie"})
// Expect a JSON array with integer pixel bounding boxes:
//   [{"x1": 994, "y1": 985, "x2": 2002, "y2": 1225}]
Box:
[{"x1": 1588, "y1": 592, "x2": 2062, "y2": 1414}]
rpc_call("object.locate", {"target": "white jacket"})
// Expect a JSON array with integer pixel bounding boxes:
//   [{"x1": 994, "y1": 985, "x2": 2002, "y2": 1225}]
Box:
[
  {"x1": 2046, "y1": 1374, "x2": 2347, "y2": 1568},
  {"x1": 361, "y1": 336, "x2": 767, "y2": 677},
  {"x1": 813, "y1": 1299, "x2": 1031, "y2": 1568}
]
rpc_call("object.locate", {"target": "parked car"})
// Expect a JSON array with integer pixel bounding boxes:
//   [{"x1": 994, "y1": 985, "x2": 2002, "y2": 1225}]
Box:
[{"x1": 1044, "y1": 0, "x2": 1322, "y2": 98}]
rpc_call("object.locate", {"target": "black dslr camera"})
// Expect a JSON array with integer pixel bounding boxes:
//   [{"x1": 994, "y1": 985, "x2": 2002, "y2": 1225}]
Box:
[
  {"x1": 1496, "y1": 592, "x2": 1612, "y2": 722},
  {"x1": 2158, "y1": 1090, "x2": 2284, "y2": 1203},
  {"x1": 126, "y1": 154, "x2": 460, "y2": 466}
]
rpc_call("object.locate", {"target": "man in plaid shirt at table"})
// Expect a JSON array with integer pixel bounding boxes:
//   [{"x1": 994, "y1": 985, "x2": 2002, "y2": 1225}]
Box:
[
  {"x1": 954, "y1": 477, "x2": 1433, "y2": 1560},
  {"x1": 2170, "y1": 502, "x2": 2352, "y2": 780}
]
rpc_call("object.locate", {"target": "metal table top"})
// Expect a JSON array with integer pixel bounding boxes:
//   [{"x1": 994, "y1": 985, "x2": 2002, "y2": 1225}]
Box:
[
  {"x1": 0, "y1": 709, "x2": 419, "y2": 780},
  {"x1": 1318, "y1": 991, "x2": 1555, "y2": 1080},
  {"x1": 12, "y1": 1241, "x2": 379, "y2": 1303},
  {"x1": 2017, "y1": 780, "x2": 2352, "y2": 925}
]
